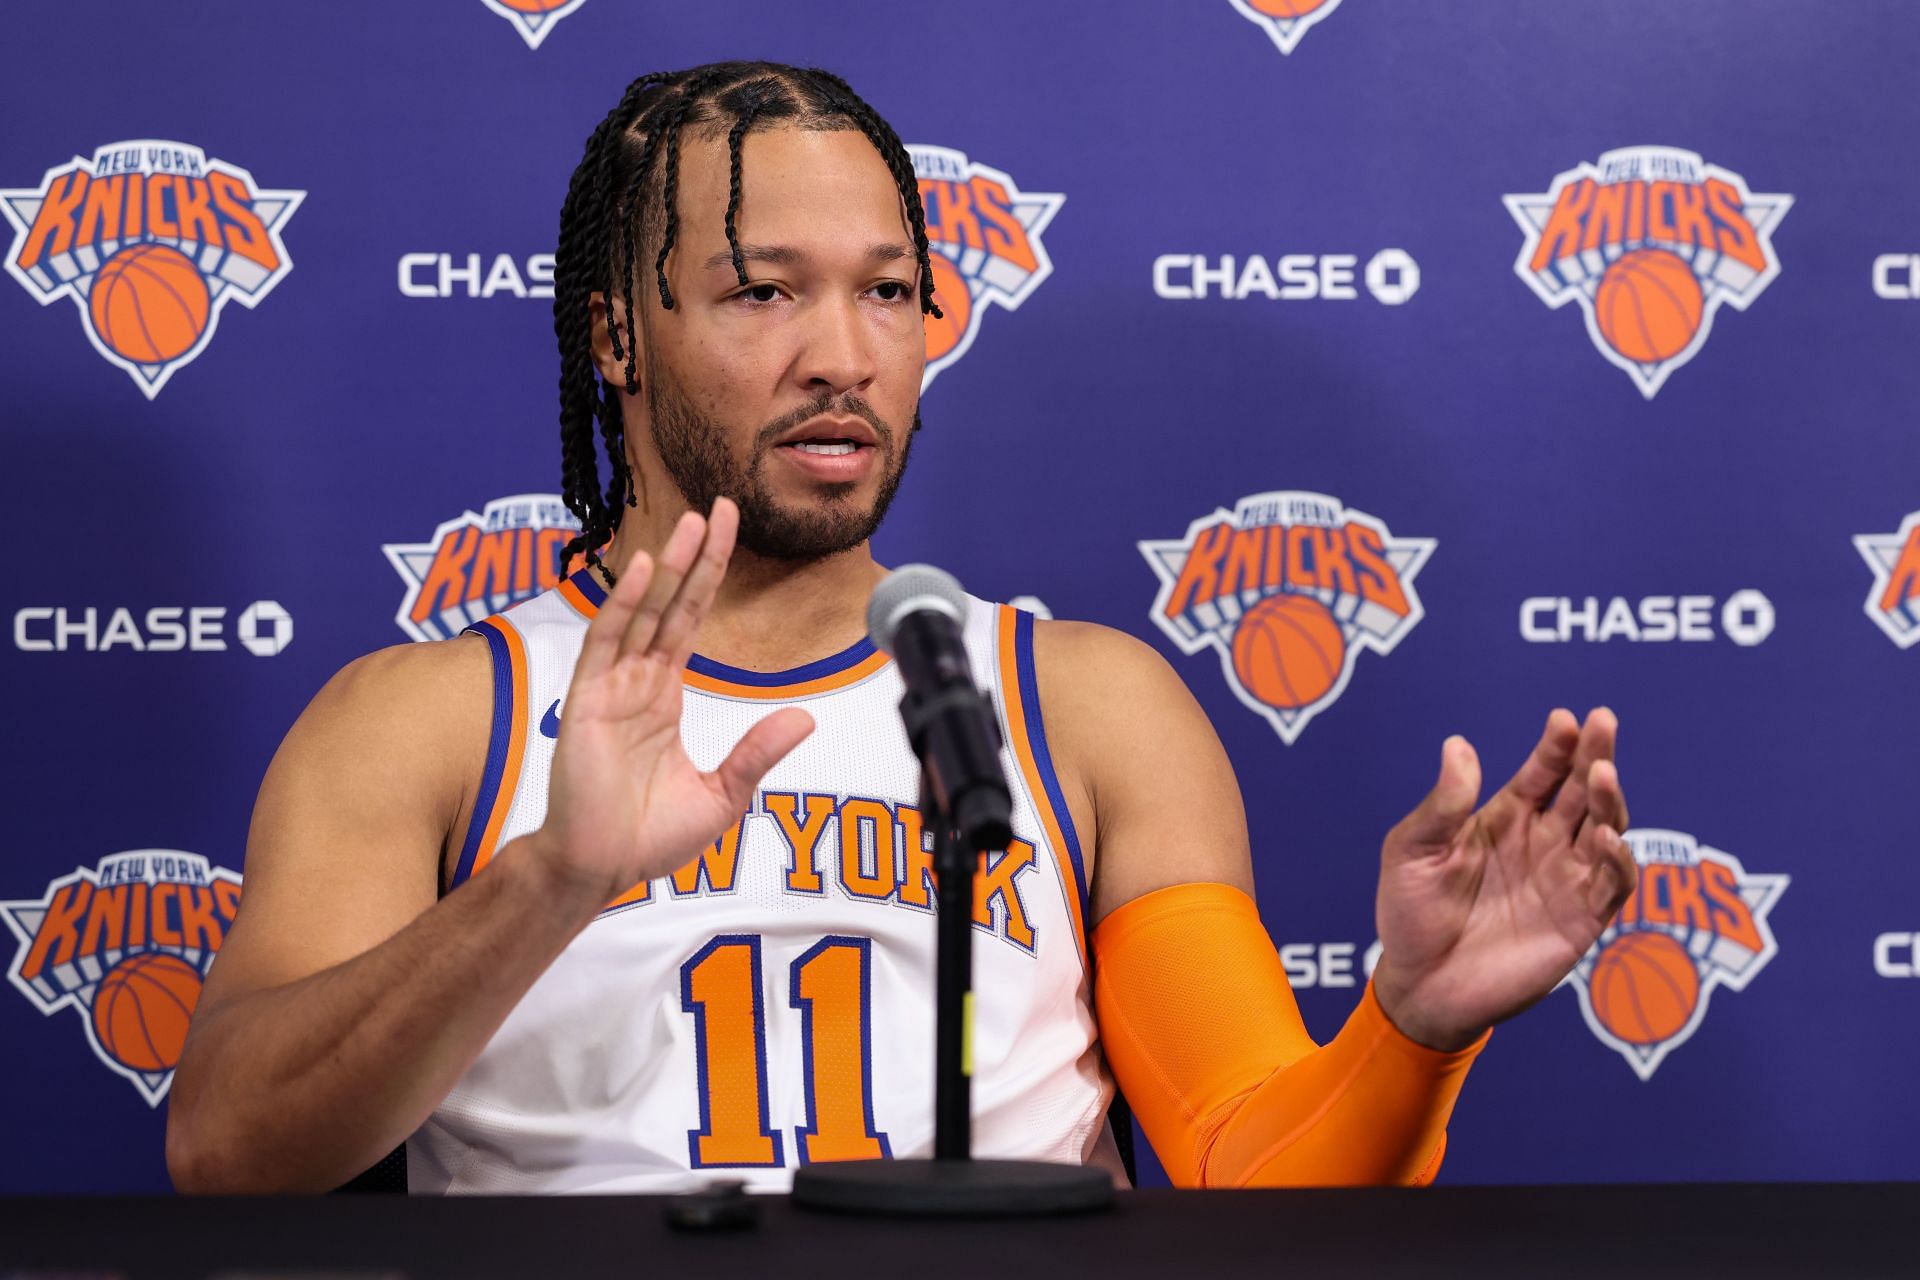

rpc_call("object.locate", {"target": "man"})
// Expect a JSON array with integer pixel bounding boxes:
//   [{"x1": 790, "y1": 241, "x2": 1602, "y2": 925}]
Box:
[{"x1": 166, "y1": 62, "x2": 1633, "y2": 1194}]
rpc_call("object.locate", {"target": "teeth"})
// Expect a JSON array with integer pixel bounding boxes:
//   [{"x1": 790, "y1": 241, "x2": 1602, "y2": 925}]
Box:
[{"x1": 794, "y1": 441, "x2": 857, "y2": 456}]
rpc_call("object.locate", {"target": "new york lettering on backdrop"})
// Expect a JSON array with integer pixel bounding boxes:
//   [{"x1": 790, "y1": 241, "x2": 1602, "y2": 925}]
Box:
[
  {"x1": 2, "y1": 853, "x2": 244, "y2": 1107},
  {"x1": 1505, "y1": 146, "x2": 1791, "y2": 398},
  {"x1": 1, "y1": 141, "x2": 302, "y2": 399},
  {"x1": 1138, "y1": 492, "x2": 1433, "y2": 745}
]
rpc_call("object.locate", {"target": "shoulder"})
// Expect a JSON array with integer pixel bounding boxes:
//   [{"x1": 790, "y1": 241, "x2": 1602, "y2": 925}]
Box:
[
  {"x1": 300, "y1": 634, "x2": 492, "y2": 745},
  {"x1": 1027, "y1": 617, "x2": 1198, "y2": 737},
  {"x1": 1023, "y1": 616, "x2": 1253, "y2": 923},
  {"x1": 267, "y1": 634, "x2": 494, "y2": 834}
]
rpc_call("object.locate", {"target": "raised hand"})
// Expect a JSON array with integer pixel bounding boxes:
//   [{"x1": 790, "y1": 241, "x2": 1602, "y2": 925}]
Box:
[
  {"x1": 526, "y1": 499, "x2": 815, "y2": 907},
  {"x1": 1370, "y1": 709, "x2": 1634, "y2": 1052}
]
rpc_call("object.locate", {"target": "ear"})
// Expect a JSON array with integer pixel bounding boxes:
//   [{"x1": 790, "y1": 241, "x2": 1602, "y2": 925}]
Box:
[{"x1": 588, "y1": 291, "x2": 644, "y2": 390}]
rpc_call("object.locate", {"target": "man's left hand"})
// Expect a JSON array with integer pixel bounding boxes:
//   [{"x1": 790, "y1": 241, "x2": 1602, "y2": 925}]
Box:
[{"x1": 1370, "y1": 708, "x2": 1634, "y2": 1052}]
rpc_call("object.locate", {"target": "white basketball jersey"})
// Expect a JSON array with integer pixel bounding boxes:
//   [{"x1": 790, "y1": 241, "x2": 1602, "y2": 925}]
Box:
[{"x1": 406, "y1": 567, "x2": 1123, "y2": 1193}]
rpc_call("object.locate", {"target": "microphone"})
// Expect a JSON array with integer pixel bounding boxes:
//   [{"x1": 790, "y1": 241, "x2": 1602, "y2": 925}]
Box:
[{"x1": 867, "y1": 565, "x2": 1013, "y2": 853}]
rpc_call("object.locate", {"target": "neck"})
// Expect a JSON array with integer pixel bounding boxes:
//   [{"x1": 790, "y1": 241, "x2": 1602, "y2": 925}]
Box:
[{"x1": 597, "y1": 516, "x2": 885, "y2": 673}]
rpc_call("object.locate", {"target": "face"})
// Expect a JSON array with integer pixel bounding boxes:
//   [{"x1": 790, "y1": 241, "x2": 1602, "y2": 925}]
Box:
[{"x1": 603, "y1": 124, "x2": 928, "y2": 561}]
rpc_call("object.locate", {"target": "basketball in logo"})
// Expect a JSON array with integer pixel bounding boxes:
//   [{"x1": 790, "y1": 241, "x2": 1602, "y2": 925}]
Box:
[
  {"x1": 1593, "y1": 248, "x2": 1703, "y2": 364},
  {"x1": 90, "y1": 951, "x2": 203, "y2": 1073},
  {"x1": 923, "y1": 253, "x2": 973, "y2": 366},
  {"x1": 494, "y1": 0, "x2": 570, "y2": 10},
  {"x1": 1246, "y1": 0, "x2": 1334, "y2": 15},
  {"x1": 1230, "y1": 593, "x2": 1346, "y2": 711},
  {"x1": 88, "y1": 243, "x2": 212, "y2": 365},
  {"x1": 1587, "y1": 931, "x2": 1699, "y2": 1046}
]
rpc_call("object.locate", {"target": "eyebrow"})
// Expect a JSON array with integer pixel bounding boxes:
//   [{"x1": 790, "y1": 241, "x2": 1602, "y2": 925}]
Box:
[{"x1": 701, "y1": 242, "x2": 915, "y2": 271}]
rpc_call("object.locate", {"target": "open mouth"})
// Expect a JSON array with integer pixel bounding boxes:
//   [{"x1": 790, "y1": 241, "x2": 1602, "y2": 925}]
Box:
[{"x1": 781, "y1": 438, "x2": 865, "y2": 457}]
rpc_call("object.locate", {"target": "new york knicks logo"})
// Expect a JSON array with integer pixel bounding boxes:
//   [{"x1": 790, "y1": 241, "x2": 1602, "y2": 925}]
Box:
[
  {"x1": 1505, "y1": 146, "x2": 1791, "y2": 399},
  {"x1": 1, "y1": 851, "x2": 242, "y2": 1107},
  {"x1": 384, "y1": 494, "x2": 582, "y2": 641},
  {"x1": 1855, "y1": 511, "x2": 1920, "y2": 648},
  {"x1": 1, "y1": 141, "x2": 302, "y2": 399},
  {"x1": 1230, "y1": 0, "x2": 1346, "y2": 56},
  {"x1": 1139, "y1": 491, "x2": 1433, "y2": 744},
  {"x1": 483, "y1": 0, "x2": 587, "y2": 48},
  {"x1": 1565, "y1": 829, "x2": 1786, "y2": 1080},
  {"x1": 910, "y1": 145, "x2": 1063, "y2": 390}
]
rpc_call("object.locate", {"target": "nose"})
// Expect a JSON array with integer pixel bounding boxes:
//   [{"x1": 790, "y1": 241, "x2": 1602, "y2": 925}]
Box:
[{"x1": 796, "y1": 295, "x2": 877, "y2": 398}]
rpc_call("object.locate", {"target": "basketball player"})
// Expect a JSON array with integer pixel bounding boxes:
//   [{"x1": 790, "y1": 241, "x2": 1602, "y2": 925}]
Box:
[{"x1": 165, "y1": 62, "x2": 1633, "y2": 1194}]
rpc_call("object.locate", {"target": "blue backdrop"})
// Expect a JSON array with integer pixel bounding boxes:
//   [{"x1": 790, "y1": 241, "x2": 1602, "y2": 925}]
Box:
[{"x1": 4, "y1": 0, "x2": 1916, "y2": 1193}]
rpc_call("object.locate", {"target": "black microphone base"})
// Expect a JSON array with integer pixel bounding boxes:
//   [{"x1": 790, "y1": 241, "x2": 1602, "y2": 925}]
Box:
[{"x1": 790, "y1": 1157, "x2": 1115, "y2": 1217}]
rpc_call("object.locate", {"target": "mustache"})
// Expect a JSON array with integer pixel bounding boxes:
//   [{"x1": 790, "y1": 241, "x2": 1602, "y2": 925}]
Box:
[{"x1": 752, "y1": 391, "x2": 896, "y2": 452}]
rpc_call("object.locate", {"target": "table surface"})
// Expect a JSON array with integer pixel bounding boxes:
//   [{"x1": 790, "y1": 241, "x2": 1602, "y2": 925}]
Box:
[{"x1": 4, "y1": 1182, "x2": 1916, "y2": 1279}]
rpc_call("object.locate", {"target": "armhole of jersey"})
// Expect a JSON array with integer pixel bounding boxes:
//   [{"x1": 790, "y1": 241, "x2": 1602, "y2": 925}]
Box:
[
  {"x1": 995, "y1": 604, "x2": 1091, "y2": 965},
  {"x1": 451, "y1": 614, "x2": 529, "y2": 891}
]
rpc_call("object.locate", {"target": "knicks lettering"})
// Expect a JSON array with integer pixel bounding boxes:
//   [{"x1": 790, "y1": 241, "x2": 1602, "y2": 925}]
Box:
[
  {"x1": 1878, "y1": 524, "x2": 1920, "y2": 614},
  {"x1": 411, "y1": 524, "x2": 570, "y2": 625},
  {"x1": 1612, "y1": 861, "x2": 1762, "y2": 953},
  {"x1": 20, "y1": 878, "x2": 241, "y2": 982},
  {"x1": 766, "y1": 791, "x2": 1037, "y2": 952},
  {"x1": 16, "y1": 170, "x2": 276, "y2": 273},
  {"x1": 1162, "y1": 518, "x2": 1407, "y2": 621},
  {"x1": 918, "y1": 176, "x2": 1036, "y2": 271},
  {"x1": 1529, "y1": 177, "x2": 1763, "y2": 274}
]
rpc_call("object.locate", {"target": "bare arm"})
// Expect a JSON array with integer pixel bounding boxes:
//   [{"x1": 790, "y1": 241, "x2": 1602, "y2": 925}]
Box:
[
  {"x1": 165, "y1": 637, "x2": 609, "y2": 1193},
  {"x1": 167, "y1": 501, "x2": 812, "y2": 1193}
]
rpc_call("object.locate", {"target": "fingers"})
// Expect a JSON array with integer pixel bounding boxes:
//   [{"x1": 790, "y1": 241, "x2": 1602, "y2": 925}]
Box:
[
  {"x1": 1583, "y1": 756, "x2": 1628, "y2": 835},
  {"x1": 1499, "y1": 708, "x2": 1581, "y2": 807},
  {"x1": 619, "y1": 510, "x2": 708, "y2": 660},
  {"x1": 1385, "y1": 735, "x2": 1482, "y2": 859},
  {"x1": 577, "y1": 548, "x2": 655, "y2": 680},
  {"x1": 1545, "y1": 708, "x2": 1619, "y2": 840},
  {"x1": 711, "y1": 707, "x2": 816, "y2": 810},
  {"x1": 651, "y1": 498, "x2": 738, "y2": 666},
  {"x1": 1576, "y1": 770, "x2": 1636, "y2": 921}
]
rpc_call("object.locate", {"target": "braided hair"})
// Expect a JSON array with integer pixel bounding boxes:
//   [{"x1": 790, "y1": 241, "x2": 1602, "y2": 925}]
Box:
[{"x1": 551, "y1": 61, "x2": 942, "y2": 582}]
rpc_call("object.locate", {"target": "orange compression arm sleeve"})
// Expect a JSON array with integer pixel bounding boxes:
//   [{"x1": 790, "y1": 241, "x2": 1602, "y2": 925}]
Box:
[{"x1": 1092, "y1": 881, "x2": 1489, "y2": 1188}]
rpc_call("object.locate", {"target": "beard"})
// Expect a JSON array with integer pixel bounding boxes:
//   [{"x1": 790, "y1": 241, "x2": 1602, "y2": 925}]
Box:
[{"x1": 643, "y1": 355, "x2": 914, "y2": 562}]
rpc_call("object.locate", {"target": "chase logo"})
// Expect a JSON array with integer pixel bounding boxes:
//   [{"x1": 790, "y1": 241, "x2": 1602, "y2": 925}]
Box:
[
  {"x1": 1, "y1": 141, "x2": 302, "y2": 399},
  {"x1": 910, "y1": 145, "x2": 1063, "y2": 391},
  {"x1": 1504, "y1": 146, "x2": 1790, "y2": 399},
  {"x1": 483, "y1": 0, "x2": 587, "y2": 48},
  {"x1": 1139, "y1": 491, "x2": 1433, "y2": 744},
  {"x1": 1, "y1": 851, "x2": 242, "y2": 1107},
  {"x1": 1854, "y1": 511, "x2": 1920, "y2": 648},
  {"x1": 1230, "y1": 0, "x2": 1345, "y2": 56},
  {"x1": 384, "y1": 494, "x2": 582, "y2": 641},
  {"x1": 1565, "y1": 829, "x2": 1786, "y2": 1081}
]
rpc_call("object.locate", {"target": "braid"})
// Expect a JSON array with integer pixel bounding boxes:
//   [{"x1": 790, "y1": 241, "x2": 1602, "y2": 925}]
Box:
[
  {"x1": 554, "y1": 71, "x2": 673, "y2": 578},
  {"x1": 806, "y1": 70, "x2": 944, "y2": 322}
]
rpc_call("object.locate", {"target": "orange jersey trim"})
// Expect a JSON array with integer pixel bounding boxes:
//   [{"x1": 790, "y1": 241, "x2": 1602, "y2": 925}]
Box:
[
  {"x1": 997, "y1": 604, "x2": 1089, "y2": 965},
  {"x1": 556, "y1": 567, "x2": 892, "y2": 699}
]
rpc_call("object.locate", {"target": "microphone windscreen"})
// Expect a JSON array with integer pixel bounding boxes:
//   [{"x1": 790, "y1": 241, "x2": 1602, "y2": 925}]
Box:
[{"x1": 867, "y1": 564, "x2": 969, "y2": 656}]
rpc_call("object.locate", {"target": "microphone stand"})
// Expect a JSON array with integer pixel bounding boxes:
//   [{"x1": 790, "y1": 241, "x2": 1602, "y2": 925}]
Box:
[{"x1": 790, "y1": 777, "x2": 1114, "y2": 1215}]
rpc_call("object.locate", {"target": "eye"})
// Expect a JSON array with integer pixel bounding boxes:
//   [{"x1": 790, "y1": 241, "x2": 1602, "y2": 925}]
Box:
[
  {"x1": 871, "y1": 280, "x2": 914, "y2": 303},
  {"x1": 736, "y1": 282, "x2": 783, "y2": 305}
]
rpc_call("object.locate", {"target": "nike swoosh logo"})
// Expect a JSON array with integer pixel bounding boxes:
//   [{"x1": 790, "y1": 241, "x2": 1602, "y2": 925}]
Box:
[{"x1": 539, "y1": 699, "x2": 562, "y2": 739}]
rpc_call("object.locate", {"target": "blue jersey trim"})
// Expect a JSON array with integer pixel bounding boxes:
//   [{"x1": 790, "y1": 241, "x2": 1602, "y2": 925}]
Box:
[
  {"x1": 569, "y1": 567, "x2": 607, "y2": 608},
  {"x1": 566, "y1": 566, "x2": 878, "y2": 688},
  {"x1": 452, "y1": 620, "x2": 516, "y2": 890},
  {"x1": 687, "y1": 636, "x2": 879, "y2": 687},
  {"x1": 1013, "y1": 608, "x2": 1090, "y2": 916}
]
